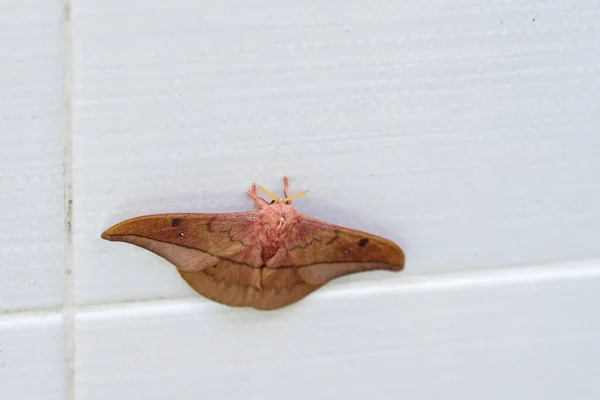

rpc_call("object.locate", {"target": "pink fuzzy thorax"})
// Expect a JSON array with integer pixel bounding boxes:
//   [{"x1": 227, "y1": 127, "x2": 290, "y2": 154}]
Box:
[{"x1": 256, "y1": 202, "x2": 301, "y2": 247}]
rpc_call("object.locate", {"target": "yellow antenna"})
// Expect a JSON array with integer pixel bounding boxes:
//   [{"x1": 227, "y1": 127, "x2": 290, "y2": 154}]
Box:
[
  {"x1": 284, "y1": 190, "x2": 309, "y2": 202},
  {"x1": 256, "y1": 185, "x2": 308, "y2": 203},
  {"x1": 256, "y1": 185, "x2": 280, "y2": 201}
]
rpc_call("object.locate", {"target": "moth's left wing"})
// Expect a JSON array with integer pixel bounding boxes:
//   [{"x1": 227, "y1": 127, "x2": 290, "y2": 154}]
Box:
[{"x1": 266, "y1": 214, "x2": 405, "y2": 286}]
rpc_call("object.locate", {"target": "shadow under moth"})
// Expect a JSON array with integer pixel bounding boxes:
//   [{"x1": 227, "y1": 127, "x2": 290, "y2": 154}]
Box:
[{"x1": 102, "y1": 177, "x2": 405, "y2": 310}]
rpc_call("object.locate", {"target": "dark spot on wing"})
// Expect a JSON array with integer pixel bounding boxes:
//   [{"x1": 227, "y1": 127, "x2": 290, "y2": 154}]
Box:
[
  {"x1": 358, "y1": 238, "x2": 369, "y2": 247},
  {"x1": 171, "y1": 218, "x2": 181, "y2": 227}
]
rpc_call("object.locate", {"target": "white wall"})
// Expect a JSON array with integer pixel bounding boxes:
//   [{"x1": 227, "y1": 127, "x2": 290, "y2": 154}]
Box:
[{"x1": 1, "y1": 0, "x2": 599, "y2": 399}]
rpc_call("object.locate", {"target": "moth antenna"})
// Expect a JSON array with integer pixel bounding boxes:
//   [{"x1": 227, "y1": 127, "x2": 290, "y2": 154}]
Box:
[
  {"x1": 256, "y1": 185, "x2": 281, "y2": 202},
  {"x1": 282, "y1": 176, "x2": 308, "y2": 204},
  {"x1": 284, "y1": 190, "x2": 309, "y2": 204}
]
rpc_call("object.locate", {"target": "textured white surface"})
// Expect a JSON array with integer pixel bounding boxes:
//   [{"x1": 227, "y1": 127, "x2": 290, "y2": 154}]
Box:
[
  {"x1": 75, "y1": 261, "x2": 600, "y2": 400},
  {"x1": 73, "y1": 0, "x2": 600, "y2": 306},
  {"x1": 0, "y1": 314, "x2": 66, "y2": 400},
  {"x1": 0, "y1": 0, "x2": 599, "y2": 399},
  {"x1": 0, "y1": 1, "x2": 65, "y2": 312}
]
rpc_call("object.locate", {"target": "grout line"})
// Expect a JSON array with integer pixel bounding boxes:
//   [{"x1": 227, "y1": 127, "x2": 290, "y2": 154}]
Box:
[
  {"x1": 75, "y1": 256, "x2": 600, "y2": 313},
  {"x1": 0, "y1": 256, "x2": 599, "y2": 320},
  {"x1": 61, "y1": 1, "x2": 75, "y2": 400},
  {"x1": 0, "y1": 256, "x2": 598, "y2": 321},
  {"x1": 51, "y1": 257, "x2": 600, "y2": 316},
  {"x1": 0, "y1": 309, "x2": 65, "y2": 321}
]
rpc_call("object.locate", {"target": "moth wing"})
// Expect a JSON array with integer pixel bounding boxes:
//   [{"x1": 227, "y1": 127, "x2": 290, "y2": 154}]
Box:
[
  {"x1": 266, "y1": 214, "x2": 405, "y2": 286},
  {"x1": 101, "y1": 212, "x2": 265, "y2": 307}
]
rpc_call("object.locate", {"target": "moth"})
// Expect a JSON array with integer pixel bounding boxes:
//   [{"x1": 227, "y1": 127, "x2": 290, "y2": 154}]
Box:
[{"x1": 101, "y1": 177, "x2": 405, "y2": 310}]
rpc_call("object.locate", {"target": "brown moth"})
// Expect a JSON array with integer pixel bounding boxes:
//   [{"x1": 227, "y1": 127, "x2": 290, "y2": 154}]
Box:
[{"x1": 101, "y1": 177, "x2": 405, "y2": 310}]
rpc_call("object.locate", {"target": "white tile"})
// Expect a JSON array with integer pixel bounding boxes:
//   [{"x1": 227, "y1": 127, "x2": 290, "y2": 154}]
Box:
[
  {"x1": 0, "y1": 314, "x2": 66, "y2": 400},
  {"x1": 73, "y1": 0, "x2": 600, "y2": 305},
  {"x1": 0, "y1": 1, "x2": 65, "y2": 311},
  {"x1": 75, "y1": 261, "x2": 600, "y2": 400}
]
